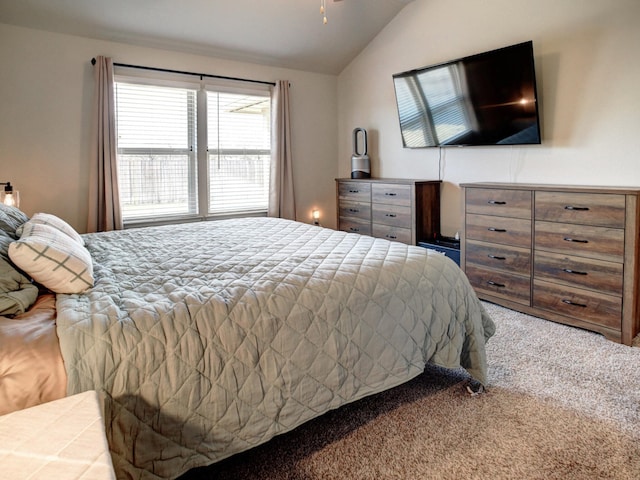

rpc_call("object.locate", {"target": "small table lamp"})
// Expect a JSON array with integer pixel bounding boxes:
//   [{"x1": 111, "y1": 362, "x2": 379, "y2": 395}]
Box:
[{"x1": 0, "y1": 182, "x2": 19, "y2": 208}]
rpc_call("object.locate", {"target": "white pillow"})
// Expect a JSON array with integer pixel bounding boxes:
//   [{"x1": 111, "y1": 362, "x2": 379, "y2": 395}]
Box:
[
  {"x1": 8, "y1": 222, "x2": 94, "y2": 294},
  {"x1": 17, "y1": 212, "x2": 84, "y2": 246}
]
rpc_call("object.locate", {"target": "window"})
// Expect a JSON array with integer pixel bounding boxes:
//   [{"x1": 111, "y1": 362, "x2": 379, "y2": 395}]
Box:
[
  {"x1": 114, "y1": 76, "x2": 271, "y2": 224},
  {"x1": 207, "y1": 91, "x2": 271, "y2": 215}
]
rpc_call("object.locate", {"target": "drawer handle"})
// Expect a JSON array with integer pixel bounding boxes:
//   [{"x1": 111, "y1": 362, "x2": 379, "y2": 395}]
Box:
[
  {"x1": 348, "y1": 208, "x2": 360, "y2": 213},
  {"x1": 487, "y1": 281, "x2": 506, "y2": 288},
  {"x1": 348, "y1": 189, "x2": 360, "y2": 193},
  {"x1": 488, "y1": 227, "x2": 507, "y2": 233},
  {"x1": 386, "y1": 235, "x2": 397, "y2": 239},
  {"x1": 562, "y1": 299, "x2": 587, "y2": 308},
  {"x1": 385, "y1": 192, "x2": 397, "y2": 196},
  {"x1": 562, "y1": 268, "x2": 588, "y2": 276},
  {"x1": 488, "y1": 200, "x2": 506, "y2": 205},
  {"x1": 385, "y1": 214, "x2": 397, "y2": 218},
  {"x1": 563, "y1": 237, "x2": 589, "y2": 244},
  {"x1": 349, "y1": 227, "x2": 360, "y2": 232},
  {"x1": 488, "y1": 254, "x2": 506, "y2": 260},
  {"x1": 564, "y1": 206, "x2": 590, "y2": 211}
]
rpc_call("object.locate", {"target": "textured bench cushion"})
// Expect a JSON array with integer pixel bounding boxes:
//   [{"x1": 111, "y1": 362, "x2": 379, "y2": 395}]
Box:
[{"x1": 0, "y1": 390, "x2": 116, "y2": 480}]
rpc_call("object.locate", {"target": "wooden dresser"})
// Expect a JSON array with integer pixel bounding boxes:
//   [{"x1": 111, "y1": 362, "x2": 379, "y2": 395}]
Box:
[
  {"x1": 335, "y1": 178, "x2": 441, "y2": 245},
  {"x1": 461, "y1": 182, "x2": 640, "y2": 345}
]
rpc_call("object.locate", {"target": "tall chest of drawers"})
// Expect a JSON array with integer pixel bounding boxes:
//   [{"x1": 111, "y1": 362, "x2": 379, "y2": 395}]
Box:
[
  {"x1": 335, "y1": 178, "x2": 441, "y2": 245},
  {"x1": 461, "y1": 182, "x2": 640, "y2": 345}
]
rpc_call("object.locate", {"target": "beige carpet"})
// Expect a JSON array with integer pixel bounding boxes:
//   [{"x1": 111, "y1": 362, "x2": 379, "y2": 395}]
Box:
[{"x1": 180, "y1": 303, "x2": 640, "y2": 480}]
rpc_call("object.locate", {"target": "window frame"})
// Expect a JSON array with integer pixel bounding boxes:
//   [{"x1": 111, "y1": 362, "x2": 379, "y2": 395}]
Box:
[{"x1": 114, "y1": 71, "x2": 272, "y2": 228}]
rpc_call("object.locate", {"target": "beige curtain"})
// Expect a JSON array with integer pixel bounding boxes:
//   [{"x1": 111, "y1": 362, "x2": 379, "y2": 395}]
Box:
[
  {"x1": 87, "y1": 56, "x2": 123, "y2": 232},
  {"x1": 268, "y1": 80, "x2": 296, "y2": 220}
]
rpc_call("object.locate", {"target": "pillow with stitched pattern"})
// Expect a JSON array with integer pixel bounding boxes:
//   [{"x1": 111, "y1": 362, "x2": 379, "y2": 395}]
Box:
[
  {"x1": 16, "y1": 212, "x2": 84, "y2": 245},
  {"x1": 8, "y1": 222, "x2": 94, "y2": 294}
]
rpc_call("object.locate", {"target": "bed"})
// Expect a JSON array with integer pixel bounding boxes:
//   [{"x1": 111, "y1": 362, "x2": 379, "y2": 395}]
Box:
[{"x1": 1, "y1": 209, "x2": 495, "y2": 480}]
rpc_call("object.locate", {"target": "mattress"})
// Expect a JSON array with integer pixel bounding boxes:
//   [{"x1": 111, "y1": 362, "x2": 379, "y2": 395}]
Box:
[{"x1": 55, "y1": 217, "x2": 495, "y2": 479}]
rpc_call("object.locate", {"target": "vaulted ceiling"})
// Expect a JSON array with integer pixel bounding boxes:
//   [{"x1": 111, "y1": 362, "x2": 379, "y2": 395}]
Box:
[{"x1": 0, "y1": 0, "x2": 413, "y2": 74}]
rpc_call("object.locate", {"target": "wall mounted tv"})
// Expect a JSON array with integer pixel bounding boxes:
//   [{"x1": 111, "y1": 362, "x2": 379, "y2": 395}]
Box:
[{"x1": 392, "y1": 41, "x2": 541, "y2": 148}]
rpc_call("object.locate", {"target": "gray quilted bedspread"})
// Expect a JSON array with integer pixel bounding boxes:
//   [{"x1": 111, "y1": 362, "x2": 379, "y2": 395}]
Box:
[{"x1": 56, "y1": 217, "x2": 494, "y2": 480}]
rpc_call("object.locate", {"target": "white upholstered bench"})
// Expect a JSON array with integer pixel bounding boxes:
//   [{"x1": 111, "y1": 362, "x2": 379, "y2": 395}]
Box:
[{"x1": 0, "y1": 390, "x2": 116, "y2": 480}]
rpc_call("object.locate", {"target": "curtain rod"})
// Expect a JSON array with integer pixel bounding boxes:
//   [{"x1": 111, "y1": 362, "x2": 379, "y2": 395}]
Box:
[{"x1": 90, "y1": 58, "x2": 276, "y2": 87}]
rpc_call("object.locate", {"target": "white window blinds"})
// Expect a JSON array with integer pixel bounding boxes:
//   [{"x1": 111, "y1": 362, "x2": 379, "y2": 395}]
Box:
[
  {"x1": 115, "y1": 82, "x2": 198, "y2": 220},
  {"x1": 207, "y1": 91, "x2": 271, "y2": 215},
  {"x1": 114, "y1": 77, "x2": 271, "y2": 224}
]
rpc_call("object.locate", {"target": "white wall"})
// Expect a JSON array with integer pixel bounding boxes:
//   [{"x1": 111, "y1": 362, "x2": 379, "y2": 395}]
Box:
[
  {"x1": 0, "y1": 24, "x2": 339, "y2": 232},
  {"x1": 3, "y1": 0, "x2": 639, "y2": 237},
  {"x1": 338, "y1": 0, "x2": 640, "y2": 236}
]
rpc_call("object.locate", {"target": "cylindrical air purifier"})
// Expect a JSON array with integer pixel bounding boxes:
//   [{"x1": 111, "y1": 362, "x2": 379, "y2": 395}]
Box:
[{"x1": 351, "y1": 128, "x2": 371, "y2": 179}]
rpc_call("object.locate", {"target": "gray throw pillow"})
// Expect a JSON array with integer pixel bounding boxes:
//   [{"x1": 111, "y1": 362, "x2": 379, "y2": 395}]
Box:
[
  {"x1": 0, "y1": 229, "x2": 12, "y2": 261},
  {"x1": 0, "y1": 203, "x2": 29, "y2": 239},
  {"x1": 0, "y1": 256, "x2": 38, "y2": 316}
]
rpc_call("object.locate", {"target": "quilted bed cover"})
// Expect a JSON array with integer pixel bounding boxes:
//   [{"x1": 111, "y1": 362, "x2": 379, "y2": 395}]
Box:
[{"x1": 56, "y1": 217, "x2": 494, "y2": 480}]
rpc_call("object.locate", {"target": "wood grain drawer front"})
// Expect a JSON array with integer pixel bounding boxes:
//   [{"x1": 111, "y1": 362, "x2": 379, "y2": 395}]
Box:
[
  {"x1": 534, "y1": 251, "x2": 623, "y2": 296},
  {"x1": 535, "y1": 191, "x2": 625, "y2": 228},
  {"x1": 372, "y1": 183, "x2": 412, "y2": 206},
  {"x1": 466, "y1": 265, "x2": 531, "y2": 305},
  {"x1": 534, "y1": 221, "x2": 624, "y2": 263},
  {"x1": 466, "y1": 214, "x2": 531, "y2": 248},
  {"x1": 372, "y1": 204, "x2": 412, "y2": 227},
  {"x1": 533, "y1": 279, "x2": 621, "y2": 329},
  {"x1": 338, "y1": 182, "x2": 371, "y2": 202},
  {"x1": 339, "y1": 217, "x2": 371, "y2": 236},
  {"x1": 372, "y1": 224, "x2": 412, "y2": 243},
  {"x1": 339, "y1": 201, "x2": 371, "y2": 222},
  {"x1": 466, "y1": 240, "x2": 531, "y2": 275},
  {"x1": 466, "y1": 188, "x2": 532, "y2": 219}
]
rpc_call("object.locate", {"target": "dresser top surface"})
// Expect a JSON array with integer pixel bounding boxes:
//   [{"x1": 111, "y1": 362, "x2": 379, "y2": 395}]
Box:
[
  {"x1": 336, "y1": 178, "x2": 441, "y2": 185},
  {"x1": 460, "y1": 182, "x2": 640, "y2": 195}
]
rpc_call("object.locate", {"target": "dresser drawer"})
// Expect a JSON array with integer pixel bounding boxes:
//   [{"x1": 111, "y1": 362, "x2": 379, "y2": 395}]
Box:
[
  {"x1": 534, "y1": 251, "x2": 623, "y2": 295},
  {"x1": 535, "y1": 191, "x2": 625, "y2": 228},
  {"x1": 465, "y1": 264, "x2": 531, "y2": 305},
  {"x1": 465, "y1": 188, "x2": 532, "y2": 219},
  {"x1": 466, "y1": 214, "x2": 531, "y2": 248},
  {"x1": 372, "y1": 204, "x2": 412, "y2": 228},
  {"x1": 372, "y1": 224, "x2": 412, "y2": 244},
  {"x1": 339, "y1": 217, "x2": 371, "y2": 236},
  {"x1": 465, "y1": 240, "x2": 531, "y2": 275},
  {"x1": 338, "y1": 181, "x2": 371, "y2": 202},
  {"x1": 339, "y1": 201, "x2": 371, "y2": 222},
  {"x1": 533, "y1": 279, "x2": 621, "y2": 329},
  {"x1": 372, "y1": 183, "x2": 412, "y2": 206},
  {"x1": 534, "y1": 221, "x2": 624, "y2": 263}
]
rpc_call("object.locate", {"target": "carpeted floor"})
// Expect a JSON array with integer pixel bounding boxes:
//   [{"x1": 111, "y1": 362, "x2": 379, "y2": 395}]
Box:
[{"x1": 180, "y1": 302, "x2": 640, "y2": 480}]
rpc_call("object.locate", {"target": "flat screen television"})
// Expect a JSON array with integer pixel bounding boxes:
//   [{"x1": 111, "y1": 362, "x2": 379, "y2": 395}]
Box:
[{"x1": 392, "y1": 41, "x2": 541, "y2": 148}]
